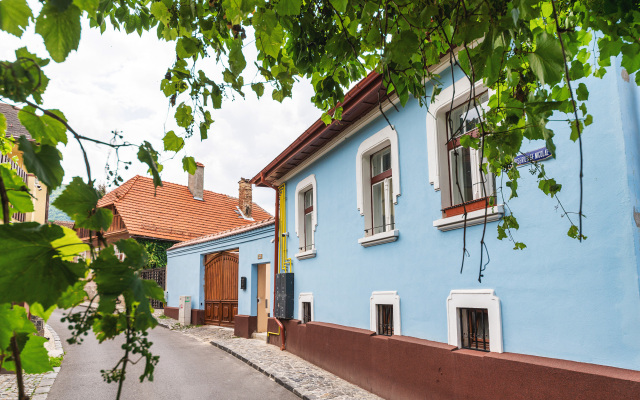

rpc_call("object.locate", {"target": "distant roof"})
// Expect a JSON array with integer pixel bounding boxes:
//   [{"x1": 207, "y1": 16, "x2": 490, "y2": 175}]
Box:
[
  {"x1": 98, "y1": 175, "x2": 272, "y2": 242},
  {"x1": 251, "y1": 72, "x2": 387, "y2": 187},
  {"x1": 0, "y1": 103, "x2": 32, "y2": 140},
  {"x1": 169, "y1": 217, "x2": 275, "y2": 250},
  {"x1": 51, "y1": 220, "x2": 75, "y2": 229}
]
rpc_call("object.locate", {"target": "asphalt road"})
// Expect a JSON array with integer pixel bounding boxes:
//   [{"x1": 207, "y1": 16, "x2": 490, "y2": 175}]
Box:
[{"x1": 47, "y1": 309, "x2": 297, "y2": 400}]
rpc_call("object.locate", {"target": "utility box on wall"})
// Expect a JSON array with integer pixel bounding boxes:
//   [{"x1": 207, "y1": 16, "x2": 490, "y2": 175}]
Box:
[
  {"x1": 275, "y1": 273, "x2": 294, "y2": 319},
  {"x1": 179, "y1": 295, "x2": 191, "y2": 325}
]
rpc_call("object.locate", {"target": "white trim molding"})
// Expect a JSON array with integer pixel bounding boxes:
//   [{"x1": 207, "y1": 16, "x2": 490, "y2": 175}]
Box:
[
  {"x1": 426, "y1": 78, "x2": 489, "y2": 192},
  {"x1": 298, "y1": 292, "x2": 314, "y2": 322},
  {"x1": 358, "y1": 229, "x2": 399, "y2": 247},
  {"x1": 356, "y1": 125, "x2": 401, "y2": 216},
  {"x1": 295, "y1": 249, "x2": 317, "y2": 260},
  {"x1": 433, "y1": 205, "x2": 504, "y2": 231},
  {"x1": 294, "y1": 174, "x2": 317, "y2": 257},
  {"x1": 446, "y1": 289, "x2": 503, "y2": 353},
  {"x1": 370, "y1": 291, "x2": 401, "y2": 335}
]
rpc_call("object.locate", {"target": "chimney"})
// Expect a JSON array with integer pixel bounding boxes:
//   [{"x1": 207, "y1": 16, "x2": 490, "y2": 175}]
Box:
[
  {"x1": 238, "y1": 178, "x2": 252, "y2": 218},
  {"x1": 188, "y1": 162, "x2": 204, "y2": 200}
]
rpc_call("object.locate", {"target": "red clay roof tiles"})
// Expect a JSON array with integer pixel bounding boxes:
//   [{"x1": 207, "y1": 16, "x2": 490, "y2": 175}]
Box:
[{"x1": 98, "y1": 175, "x2": 272, "y2": 242}]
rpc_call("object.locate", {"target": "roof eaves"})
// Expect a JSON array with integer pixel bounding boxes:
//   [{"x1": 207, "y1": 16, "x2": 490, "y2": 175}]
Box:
[{"x1": 168, "y1": 217, "x2": 275, "y2": 251}]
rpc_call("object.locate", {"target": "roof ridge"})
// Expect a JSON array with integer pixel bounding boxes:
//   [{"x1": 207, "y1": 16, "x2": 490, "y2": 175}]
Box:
[
  {"x1": 114, "y1": 175, "x2": 141, "y2": 202},
  {"x1": 169, "y1": 217, "x2": 276, "y2": 250}
]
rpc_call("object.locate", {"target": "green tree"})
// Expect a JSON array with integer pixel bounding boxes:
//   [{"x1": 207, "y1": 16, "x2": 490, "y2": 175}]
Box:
[{"x1": 1, "y1": 0, "x2": 639, "y2": 398}]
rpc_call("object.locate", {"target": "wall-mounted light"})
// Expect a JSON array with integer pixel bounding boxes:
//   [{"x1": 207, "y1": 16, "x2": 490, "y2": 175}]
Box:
[{"x1": 240, "y1": 277, "x2": 247, "y2": 290}]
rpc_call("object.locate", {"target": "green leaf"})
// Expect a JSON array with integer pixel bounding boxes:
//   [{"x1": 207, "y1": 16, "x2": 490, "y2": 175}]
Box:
[
  {"x1": 35, "y1": 2, "x2": 82, "y2": 63},
  {"x1": 329, "y1": 0, "x2": 347, "y2": 13},
  {"x1": 175, "y1": 103, "x2": 193, "y2": 128},
  {"x1": 162, "y1": 130, "x2": 184, "y2": 152},
  {"x1": 275, "y1": 0, "x2": 302, "y2": 16},
  {"x1": 72, "y1": 0, "x2": 99, "y2": 16},
  {"x1": 576, "y1": 83, "x2": 589, "y2": 101},
  {"x1": 0, "y1": 305, "x2": 34, "y2": 351},
  {"x1": 150, "y1": 1, "x2": 170, "y2": 25},
  {"x1": 251, "y1": 83, "x2": 264, "y2": 98},
  {"x1": 0, "y1": 223, "x2": 84, "y2": 308},
  {"x1": 540, "y1": 2, "x2": 553, "y2": 18},
  {"x1": 0, "y1": 164, "x2": 33, "y2": 214},
  {"x1": 0, "y1": 0, "x2": 33, "y2": 37},
  {"x1": 176, "y1": 37, "x2": 199, "y2": 59},
  {"x1": 29, "y1": 303, "x2": 56, "y2": 322},
  {"x1": 527, "y1": 32, "x2": 565, "y2": 86},
  {"x1": 137, "y1": 141, "x2": 162, "y2": 187},
  {"x1": 0, "y1": 114, "x2": 6, "y2": 137},
  {"x1": 52, "y1": 177, "x2": 113, "y2": 231},
  {"x1": 18, "y1": 107, "x2": 68, "y2": 146},
  {"x1": 20, "y1": 335, "x2": 52, "y2": 374},
  {"x1": 321, "y1": 112, "x2": 332, "y2": 125},
  {"x1": 228, "y1": 39, "x2": 246, "y2": 76},
  {"x1": 18, "y1": 136, "x2": 64, "y2": 189},
  {"x1": 584, "y1": 114, "x2": 593, "y2": 126},
  {"x1": 182, "y1": 156, "x2": 196, "y2": 174}
]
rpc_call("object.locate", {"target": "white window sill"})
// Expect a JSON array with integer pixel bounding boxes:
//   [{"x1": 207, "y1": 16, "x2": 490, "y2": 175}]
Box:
[
  {"x1": 295, "y1": 249, "x2": 317, "y2": 260},
  {"x1": 358, "y1": 229, "x2": 399, "y2": 247},
  {"x1": 433, "y1": 205, "x2": 504, "y2": 232}
]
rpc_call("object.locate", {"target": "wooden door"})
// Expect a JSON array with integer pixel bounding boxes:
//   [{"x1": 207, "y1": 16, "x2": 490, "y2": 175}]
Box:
[
  {"x1": 204, "y1": 252, "x2": 238, "y2": 326},
  {"x1": 257, "y1": 263, "x2": 271, "y2": 332}
]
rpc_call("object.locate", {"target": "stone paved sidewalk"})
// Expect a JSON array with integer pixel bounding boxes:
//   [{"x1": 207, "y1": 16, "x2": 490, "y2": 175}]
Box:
[
  {"x1": 154, "y1": 311, "x2": 381, "y2": 400},
  {"x1": 0, "y1": 325, "x2": 63, "y2": 400}
]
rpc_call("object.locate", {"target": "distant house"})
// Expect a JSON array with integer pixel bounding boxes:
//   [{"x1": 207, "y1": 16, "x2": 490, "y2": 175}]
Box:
[
  {"x1": 77, "y1": 164, "x2": 272, "y2": 307},
  {"x1": 0, "y1": 103, "x2": 49, "y2": 224}
]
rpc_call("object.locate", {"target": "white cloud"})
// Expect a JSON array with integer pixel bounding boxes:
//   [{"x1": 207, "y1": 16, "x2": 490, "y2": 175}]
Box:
[{"x1": 1, "y1": 17, "x2": 324, "y2": 215}]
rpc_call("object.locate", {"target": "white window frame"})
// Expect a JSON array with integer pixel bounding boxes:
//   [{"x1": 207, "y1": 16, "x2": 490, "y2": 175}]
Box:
[
  {"x1": 426, "y1": 78, "x2": 503, "y2": 231},
  {"x1": 446, "y1": 289, "x2": 503, "y2": 353},
  {"x1": 294, "y1": 174, "x2": 317, "y2": 259},
  {"x1": 370, "y1": 291, "x2": 401, "y2": 335},
  {"x1": 356, "y1": 126, "x2": 400, "y2": 247},
  {"x1": 298, "y1": 292, "x2": 314, "y2": 322}
]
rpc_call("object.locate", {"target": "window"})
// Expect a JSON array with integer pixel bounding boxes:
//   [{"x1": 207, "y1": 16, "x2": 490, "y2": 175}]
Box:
[
  {"x1": 377, "y1": 304, "x2": 394, "y2": 336},
  {"x1": 427, "y1": 78, "x2": 504, "y2": 231},
  {"x1": 294, "y1": 175, "x2": 317, "y2": 259},
  {"x1": 303, "y1": 189, "x2": 313, "y2": 251},
  {"x1": 446, "y1": 289, "x2": 502, "y2": 352},
  {"x1": 370, "y1": 291, "x2": 401, "y2": 335},
  {"x1": 459, "y1": 308, "x2": 489, "y2": 351},
  {"x1": 298, "y1": 292, "x2": 314, "y2": 322},
  {"x1": 302, "y1": 302, "x2": 312, "y2": 324},
  {"x1": 369, "y1": 147, "x2": 395, "y2": 236},
  {"x1": 445, "y1": 92, "x2": 495, "y2": 214},
  {"x1": 356, "y1": 126, "x2": 400, "y2": 247}
]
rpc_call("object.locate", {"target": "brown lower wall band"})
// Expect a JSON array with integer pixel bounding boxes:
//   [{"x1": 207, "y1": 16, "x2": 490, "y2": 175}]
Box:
[
  {"x1": 266, "y1": 318, "x2": 640, "y2": 400},
  {"x1": 234, "y1": 315, "x2": 258, "y2": 339},
  {"x1": 163, "y1": 307, "x2": 205, "y2": 325}
]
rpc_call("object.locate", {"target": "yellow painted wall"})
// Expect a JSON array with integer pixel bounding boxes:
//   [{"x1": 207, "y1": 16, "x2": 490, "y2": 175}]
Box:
[{"x1": 5, "y1": 144, "x2": 49, "y2": 224}]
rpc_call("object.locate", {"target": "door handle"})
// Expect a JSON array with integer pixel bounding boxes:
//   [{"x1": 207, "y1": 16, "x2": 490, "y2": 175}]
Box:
[{"x1": 265, "y1": 299, "x2": 268, "y2": 309}]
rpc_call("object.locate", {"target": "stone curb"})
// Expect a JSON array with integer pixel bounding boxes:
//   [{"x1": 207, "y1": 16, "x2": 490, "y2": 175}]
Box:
[
  {"x1": 208, "y1": 341, "x2": 307, "y2": 399},
  {"x1": 30, "y1": 325, "x2": 64, "y2": 400}
]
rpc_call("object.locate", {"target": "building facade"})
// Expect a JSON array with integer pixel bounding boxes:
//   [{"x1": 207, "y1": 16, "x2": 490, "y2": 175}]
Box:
[{"x1": 250, "y1": 65, "x2": 640, "y2": 398}]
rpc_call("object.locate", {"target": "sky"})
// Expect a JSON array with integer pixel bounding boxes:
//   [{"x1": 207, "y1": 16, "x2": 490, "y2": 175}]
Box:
[{"x1": 0, "y1": 13, "x2": 324, "y2": 215}]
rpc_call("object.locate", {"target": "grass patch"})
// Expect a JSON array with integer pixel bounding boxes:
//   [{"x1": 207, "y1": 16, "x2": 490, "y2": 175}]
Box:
[
  {"x1": 157, "y1": 314, "x2": 170, "y2": 320},
  {"x1": 49, "y1": 355, "x2": 63, "y2": 368}
]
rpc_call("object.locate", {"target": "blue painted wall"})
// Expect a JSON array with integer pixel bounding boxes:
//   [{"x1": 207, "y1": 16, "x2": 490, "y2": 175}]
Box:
[
  {"x1": 281, "y1": 67, "x2": 640, "y2": 371},
  {"x1": 166, "y1": 224, "x2": 275, "y2": 316}
]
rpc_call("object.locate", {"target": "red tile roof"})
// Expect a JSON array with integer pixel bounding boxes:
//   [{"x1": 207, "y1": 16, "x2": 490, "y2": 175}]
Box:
[
  {"x1": 169, "y1": 217, "x2": 275, "y2": 250},
  {"x1": 98, "y1": 175, "x2": 272, "y2": 242},
  {"x1": 0, "y1": 103, "x2": 32, "y2": 140}
]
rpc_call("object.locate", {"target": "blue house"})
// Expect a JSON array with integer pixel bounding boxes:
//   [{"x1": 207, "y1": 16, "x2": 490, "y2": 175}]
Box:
[{"x1": 246, "y1": 66, "x2": 640, "y2": 398}]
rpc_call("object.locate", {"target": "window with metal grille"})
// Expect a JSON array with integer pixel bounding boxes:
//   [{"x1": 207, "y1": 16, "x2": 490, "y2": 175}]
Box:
[
  {"x1": 302, "y1": 301, "x2": 312, "y2": 323},
  {"x1": 376, "y1": 304, "x2": 394, "y2": 336},
  {"x1": 459, "y1": 308, "x2": 490, "y2": 351}
]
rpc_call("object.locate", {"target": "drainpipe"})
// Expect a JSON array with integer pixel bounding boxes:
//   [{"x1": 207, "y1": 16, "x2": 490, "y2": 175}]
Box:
[{"x1": 264, "y1": 180, "x2": 285, "y2": 350}]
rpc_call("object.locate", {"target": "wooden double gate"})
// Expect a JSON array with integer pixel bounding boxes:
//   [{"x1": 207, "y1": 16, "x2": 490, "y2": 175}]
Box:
[{"x1": 204, "y1": 252, "x2": 238, "y2": 326}]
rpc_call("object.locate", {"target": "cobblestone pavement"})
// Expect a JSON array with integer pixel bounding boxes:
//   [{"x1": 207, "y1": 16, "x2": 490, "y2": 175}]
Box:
[
  {"x1": 154, "y1": 312, "x2": 381, "y2": 400},
  {"x1": 0, "y1": 324, "x2": 63, "y2": 400}
]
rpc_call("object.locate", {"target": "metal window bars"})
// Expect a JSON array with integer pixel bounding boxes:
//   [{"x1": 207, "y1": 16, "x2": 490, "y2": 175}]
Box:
[
  {"x1": 459, "y1": 308, "x2": 490, "y2": 352},
  {"x1": 302, "y1": 302, "x2": 311, "y2": 323},
  {"x1": 377, "y1": 304, "x2": 394, "y2": 336},
  {"x1": 364, "y1": 222, "x2": 395, "y2": 237}
]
